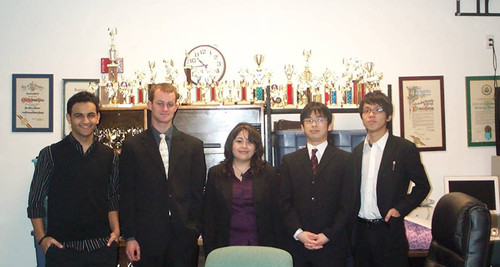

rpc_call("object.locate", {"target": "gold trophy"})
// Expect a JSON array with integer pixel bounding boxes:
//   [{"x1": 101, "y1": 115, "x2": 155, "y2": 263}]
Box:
[
  {"x1": 298, "y1": 49, "x2": 313, "y2": 107},
  {"x1": 322, "y1": 69, "x2": 331, "y2": 106},
  {"x1": 107, "y1": 27, "x2": 119, "y2": 83},
  {"x1": 284, "y1": 64, "x2": 295, "y2": 108},
  {"x1": 270, "y1": 84, "x2": 284, "y2": 108},
  {"x1": 100, "y1": 27, "x2": 119, "y2": 106},
  {"x1": 364, "y1": 62, "x2": 383, "y2": 92},
  {"x1": 191, "y1": 72, "x2": 206, "y2": 105},
  {"x1": 184, "y1": 65, "x2": 193, "y2": 105},
  {"x1": 253, "y1": 54, "x2": 265, "y2": 104},
  {"x1": 341, "y1": 58, "x2": 358, "y2": 107},
  {"x1": 238, "y1": 69, "x2": 250, "y2": 105},
  {"x1": 323, "y1": 69, "x2": 339, "y2": 107},
  {"x1": 302, "y1": 49, "x2": 312, "y2": 82},
  {"x1": 255, "y1": 54, "x2": 264, "y2": 72},
  {"x1": 183, "y1": 50, "x2": 194, "y2": 105},
  {"x1": 133, "y1": 71, "x2": 147, "y2": 105},
  {"x1": 148, "y1": 60, "x2": 157, "y2": 84},
  {"x1": 206, "y1": 75, "x2": 220, "y2": 105},
  {"x1": 163, "y1": 59, "x2": 178, "y2": 85}
]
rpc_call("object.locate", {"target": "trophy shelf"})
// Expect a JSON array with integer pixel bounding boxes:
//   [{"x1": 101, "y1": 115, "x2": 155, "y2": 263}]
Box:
[{"x1": 267, "y1": 107, "x2": 358, "y2": 114}]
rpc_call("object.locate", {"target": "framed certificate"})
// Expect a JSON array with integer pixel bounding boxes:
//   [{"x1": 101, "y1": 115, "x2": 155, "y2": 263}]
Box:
[
  {"x1": 399, "y1": 76, "x2": 446, "y2": 151},
  {"x1": 466, "y1": 76, "x2": 495, "y2": 146},
  {"x1": 12, "y1": 74, "x2": 53, "y2": 132},
  {"x1": 62, "y1": 79, "x2": 100, "y2": 137}
]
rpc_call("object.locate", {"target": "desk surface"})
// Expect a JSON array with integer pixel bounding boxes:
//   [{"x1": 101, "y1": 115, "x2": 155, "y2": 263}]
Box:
[
  {"x1": 406, "y1": 207, "x2": 500, "y2": 242},
  {"x1": 492, "y1": 213, "x2": 500, "y2": 241}
]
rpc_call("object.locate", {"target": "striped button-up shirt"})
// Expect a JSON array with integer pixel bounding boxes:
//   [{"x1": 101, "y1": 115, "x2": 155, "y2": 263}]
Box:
[{"x1": 27, "y1": 134, "x2": 119, "y2": 251}]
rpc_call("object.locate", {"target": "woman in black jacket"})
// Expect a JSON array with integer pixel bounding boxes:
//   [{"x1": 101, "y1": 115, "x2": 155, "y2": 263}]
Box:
[{"x1": 203, "y1": 122, "x2": 283, "y2": 256}]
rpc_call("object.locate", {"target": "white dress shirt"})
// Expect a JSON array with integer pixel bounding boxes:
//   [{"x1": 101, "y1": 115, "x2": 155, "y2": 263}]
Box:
[
  {"x1": 358, "y1": 131, "x2": 389, "y2": 220},
  {"x1": 306, "y1": 140, "x2": 328, "y2": 163}
]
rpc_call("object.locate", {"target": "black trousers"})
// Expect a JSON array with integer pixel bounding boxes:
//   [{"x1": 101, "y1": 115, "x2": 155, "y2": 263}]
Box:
[
  {"x1": 288, "y1": 237, "x2": 346, "y2": 267},
  {"x1": 353, "y1": 218, "x2": 409, "y2": 267},
  {"x1": 132, "y1": 223, "x2": 199, "y2": 267},
  {"x1": 45, "y1": 241, "x2": 118, "y2": 267},
  {"x1": 132, "y1": 243, "x2": 199, "y2": 267}
]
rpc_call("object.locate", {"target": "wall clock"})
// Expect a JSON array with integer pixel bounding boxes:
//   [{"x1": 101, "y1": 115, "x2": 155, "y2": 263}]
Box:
[{"x1": 184, "y1": 45, "x2": 226, "y2": 85}]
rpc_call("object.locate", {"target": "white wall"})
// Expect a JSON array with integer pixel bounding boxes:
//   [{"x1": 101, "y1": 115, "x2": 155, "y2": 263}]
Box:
[{"x1": 1, "y1": 0, "x2": 499, "y2": 265}]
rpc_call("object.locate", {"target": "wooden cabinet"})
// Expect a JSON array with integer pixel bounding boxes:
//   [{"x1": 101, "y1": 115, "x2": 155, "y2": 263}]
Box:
[{"x1": 174, "y1": 105, "x2": 264, "y2": 170}]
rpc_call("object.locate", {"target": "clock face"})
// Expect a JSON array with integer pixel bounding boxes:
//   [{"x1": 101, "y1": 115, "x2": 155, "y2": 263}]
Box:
[{"x1": 184, "y1": 45, "x2": 226, "y2": 85}]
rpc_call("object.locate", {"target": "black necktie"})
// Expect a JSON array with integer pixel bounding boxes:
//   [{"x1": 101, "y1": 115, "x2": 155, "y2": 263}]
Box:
[{"x1": 311, "y1": 148, "x2": 318, "y2": 174}]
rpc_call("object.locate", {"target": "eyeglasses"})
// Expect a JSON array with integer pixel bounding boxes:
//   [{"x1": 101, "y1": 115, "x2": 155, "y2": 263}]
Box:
[
  {"x1": 362, "y1": 107, "x2": 384, "y2": 114},
  {"x1": 303, "y1": 117, "x2": 326, "y2": 124}
]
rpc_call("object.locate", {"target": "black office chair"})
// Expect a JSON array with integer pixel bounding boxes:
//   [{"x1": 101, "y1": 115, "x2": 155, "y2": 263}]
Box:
[{"x1": 424, "y1": 192, "x2": 491, "y2": 267}]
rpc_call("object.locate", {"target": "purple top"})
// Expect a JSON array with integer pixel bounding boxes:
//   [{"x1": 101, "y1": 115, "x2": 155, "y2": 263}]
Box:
[{"x1": 229, "y1": 169, "x2": 258, "y2": 246}]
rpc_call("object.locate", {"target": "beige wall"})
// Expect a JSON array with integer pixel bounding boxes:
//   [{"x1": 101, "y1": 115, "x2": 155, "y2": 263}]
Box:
[{"x1": 1, "y1": 0, "x2": 499, "y2": 265}]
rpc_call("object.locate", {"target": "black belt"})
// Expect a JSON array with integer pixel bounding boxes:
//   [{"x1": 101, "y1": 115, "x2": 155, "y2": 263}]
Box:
[{"x1": 358, "y1": 217, "x2": 386, "y2": 227}]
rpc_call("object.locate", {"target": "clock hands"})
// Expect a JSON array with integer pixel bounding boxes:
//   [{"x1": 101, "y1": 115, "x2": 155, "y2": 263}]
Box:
[
  {"x1": 187, "y1": 58, "x2": 208, "y2": 69},
  {"x1": 189, "y1": 59, "x2": 208, "y2": 69},
  {"x1": 197, "y1": 58, "x2": 208, "y2": 68}
]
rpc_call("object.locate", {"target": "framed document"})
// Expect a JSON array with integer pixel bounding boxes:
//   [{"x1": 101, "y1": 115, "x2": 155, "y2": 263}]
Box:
[
  {"x1": 12, "y1": 74, "x2": 53, "y2": 132},
  {"x1": 62, "y1": 79, "x2": 100, "y2": 137},
  {"x1": 399, "y1": 76, "x2": 446, "y2": 151},
  {"x1": 466, "y1": 76, "x2": 495, "y2": 146}
]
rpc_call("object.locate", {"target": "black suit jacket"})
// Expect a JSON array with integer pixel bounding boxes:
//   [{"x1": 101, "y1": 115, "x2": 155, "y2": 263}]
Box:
[
  {"x1": 119, "y1": 126, "x2": 206, "y2": 254},
  {"x1": 352, "y1": 134, "x2": 430, "y2": 220},
  {"x1": 279, "y1": 143, "x2": 353, "y2": 258},
  {"x1": 203, "y1": 163, "x2": 283, "y2": 256}
]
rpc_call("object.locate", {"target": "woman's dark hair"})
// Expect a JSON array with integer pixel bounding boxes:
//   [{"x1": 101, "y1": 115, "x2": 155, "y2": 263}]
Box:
[{"x1": 221, "y1": 122, "x2": 265, "y2": 175}]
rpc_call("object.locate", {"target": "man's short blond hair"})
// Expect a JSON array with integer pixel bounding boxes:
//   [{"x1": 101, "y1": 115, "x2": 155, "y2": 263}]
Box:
[{"x1": 148, "y1": 83, "x2": 180, "y2": 102}]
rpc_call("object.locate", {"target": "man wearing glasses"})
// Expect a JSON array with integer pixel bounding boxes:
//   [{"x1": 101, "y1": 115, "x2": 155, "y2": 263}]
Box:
[
  {"x1": 279, "y1": 102, "x2": 353, "y2": 267},
  {"x1": 351, "y1": 91, "x2": 430, "y2": 267}
]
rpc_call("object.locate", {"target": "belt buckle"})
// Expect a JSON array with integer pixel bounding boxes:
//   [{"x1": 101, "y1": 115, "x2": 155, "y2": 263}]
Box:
[{"x1": 359, "y1": 217, "x2": 384, "y2": 227}]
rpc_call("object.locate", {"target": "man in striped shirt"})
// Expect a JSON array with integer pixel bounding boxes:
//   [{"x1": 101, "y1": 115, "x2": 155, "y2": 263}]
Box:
[{"x1": 27, "y1": 91, "x2": 120, "y2": 266}]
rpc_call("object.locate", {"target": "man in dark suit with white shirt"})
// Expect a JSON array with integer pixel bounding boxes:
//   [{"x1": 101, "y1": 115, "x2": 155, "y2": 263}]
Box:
[
  {"x1": 352, "y1": 91, "x2": 430, "y2": 267},
  {"x1": 279, "y1": 102, "x2": 353, "y2": 267},
  {"x1": 119, "y1": 83, "x2": 206, "y2": 267}
]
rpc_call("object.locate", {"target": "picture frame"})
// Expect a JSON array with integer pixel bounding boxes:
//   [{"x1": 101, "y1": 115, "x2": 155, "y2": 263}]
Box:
[
  {"x1": 466, "y1": 76, "x2": 495, "y2": 146},
  {"x1": 399, "y1": 76, "x2": 446, "y2": 151},
  {"x1": 12, "y1": 74, "x2": 53, "y2": 132},
  {"x1": 62, "y1": 79, "x2": 100, "y2": 137}
]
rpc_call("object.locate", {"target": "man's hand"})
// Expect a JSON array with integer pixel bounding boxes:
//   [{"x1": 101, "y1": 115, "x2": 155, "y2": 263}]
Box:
[
  {"x1": 297, "y1": 231, "x2": 325, "y2": 250},
  {"x1": 40, "y1": 236, "x2": 63, "y2": 254},
  {"x1": 126, "y1": 240, "x2": 141, "y2": 262},
  {"x1": 313, "y1": 233, "x2": 329, "y2": 248},
  {"x1": 107, "y1": 230, "x2": 120, "y2": 246},
  {"x1": 384, "y1": 208, "x2": 401, "y2": 222}
]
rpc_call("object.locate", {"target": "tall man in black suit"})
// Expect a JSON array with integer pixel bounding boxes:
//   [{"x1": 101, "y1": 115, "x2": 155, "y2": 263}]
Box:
[
  {"x1": 119, "y1": 83, "x2": 206, "y2": 267},
  {"x1": 279, "y1": 102, "x2": 353, "y2": 267},
  {"x1": 352, "y1": 91, "x2": 430, "y2": 267}
]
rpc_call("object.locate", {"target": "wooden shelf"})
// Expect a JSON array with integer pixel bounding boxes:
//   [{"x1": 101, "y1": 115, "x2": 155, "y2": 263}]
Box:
[{"x1": 268, "y1": 107, "x2": 358, "y2": 114}]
